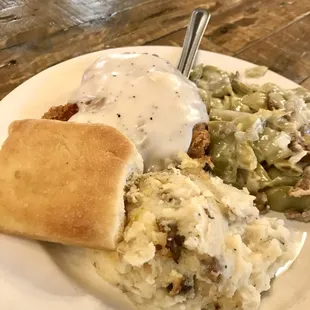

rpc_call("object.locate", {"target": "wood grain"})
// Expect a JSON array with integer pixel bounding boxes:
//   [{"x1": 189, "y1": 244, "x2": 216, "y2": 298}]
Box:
[
  {"x1": 0, "y1": 0, "x2": 220, "y2": 98},
  {"x1": 301, "y1": 78, "x2": 310, "y2": 90},
  {"x1": 0, "y1": 0, "x2": 309, "y2": 100},
  {"x1": 207, "y1": 0, "x2": 310, "y2": 53},
  {"x1": 0, "y1": 0, "x2": 152, "y2": 50},
  {"x1": 148, "y1": 28, "x2": 232, "y2": 55},
  {"x1": 236, "y1": 14, "x2": 310, "y2": 84}
]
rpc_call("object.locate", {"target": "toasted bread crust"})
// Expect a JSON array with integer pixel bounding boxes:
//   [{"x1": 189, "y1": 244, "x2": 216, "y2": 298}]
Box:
[{"x1": 0, "y1": 119, "x2": 142, "y2": 249}]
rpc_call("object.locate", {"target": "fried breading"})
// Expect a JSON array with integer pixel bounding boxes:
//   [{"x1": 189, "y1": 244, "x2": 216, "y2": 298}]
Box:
[
  {"x1": 42, "y1": 105, "x2": 210, "y2": 160},
  {"x1": 42, "y1": 103, "x2": 79, "y2": 121},
  {"x1": 188, "y1": 123, "x2": 210, "y2": 158}
]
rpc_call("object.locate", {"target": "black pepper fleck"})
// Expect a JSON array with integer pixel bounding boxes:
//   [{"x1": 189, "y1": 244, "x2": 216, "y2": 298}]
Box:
[
  {"x1": 225, "y1": 265, "x2": 227, "y2": 269},
  {"x1": 155, "y1": 244, "x2": 163, "y2": 251},
  {"x1": 133, "y1": 95, "x2": 136, "y2": 98},
  {"x1": 204, "y1": 208, "x2": 214, "y2": 220},
  {"x1": 215, "y1": 303, "x2": 221, "y2": 310},
  {"x1": 166, "y1": 283, "x2": 173, "y2": 292},
  {"x1": 117, "y1": 113, "x2": 121, "y2": 118},
  {"x1": 234, "y1": 249, "x2": 237, "y2": 251},
  {"x1": 150, "y1": 117, "x2": 153, "y2": 120}
]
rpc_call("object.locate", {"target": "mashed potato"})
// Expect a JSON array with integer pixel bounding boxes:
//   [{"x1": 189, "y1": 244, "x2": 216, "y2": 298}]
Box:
[{"x1": 90, "y1": 155, "x2": 297, "y2": 310}]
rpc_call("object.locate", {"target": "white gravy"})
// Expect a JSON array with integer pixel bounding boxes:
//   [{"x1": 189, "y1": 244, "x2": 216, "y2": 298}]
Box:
[{"x1": 69, "y1": 53, "x2": 208, "y2": 171}]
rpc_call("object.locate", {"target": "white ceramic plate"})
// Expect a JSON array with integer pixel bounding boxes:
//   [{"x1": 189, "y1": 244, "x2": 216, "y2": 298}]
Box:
[{"x1": 0, "y1": 46, "x2": 309, "y2": 310}]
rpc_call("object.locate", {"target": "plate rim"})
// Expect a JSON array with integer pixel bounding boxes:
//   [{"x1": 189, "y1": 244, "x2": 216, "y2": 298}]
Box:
[
  {"x1": 0, "y1": 45, "x2": 308, "y2": 310},
  {"x1": 0, "y1": 45, "x2": 299, "y2": 105}
]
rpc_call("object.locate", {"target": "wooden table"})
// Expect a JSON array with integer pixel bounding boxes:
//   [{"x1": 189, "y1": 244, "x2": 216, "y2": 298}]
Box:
[{"x1": 0, "y1": 0, "x2": 309, "y2": 100}]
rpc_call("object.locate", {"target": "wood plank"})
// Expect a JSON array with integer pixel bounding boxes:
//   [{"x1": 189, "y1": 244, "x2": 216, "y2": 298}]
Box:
[
  {"x1": 0, "y1": 0, "x2": 226, "y2": 99},
  {"x1": 148, "y1": 0, "x2": 310, "y2": 55},
  {"x1": 0, "y1": 0, "x2": 153, "y2": 50},
  {"x1": 206, "y1": 0, "x2": 310, "y2": 53},
  {"x1": 301, "y1": 78, "x2": 310, "y2": 90},
  {"x1": 236, "y1": 14, "x2": 310, "y2": 84},
  {"x1": 0, "y1": 0, "x2": 309, "y2": 99},
  {"x1": 0, "y1": 0, "x2": 25, "y2": 10},
  {"x1": 148, "y1": 28, "x2": 232, "y2": 55}
]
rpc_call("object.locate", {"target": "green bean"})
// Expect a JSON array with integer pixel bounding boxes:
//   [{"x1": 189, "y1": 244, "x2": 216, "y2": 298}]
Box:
[
  {"x1": 210, "y1": 109, "x2": 249, "y2": 121},
  {"x1": 245, "y1": 66, "x2": 268, "y2": 78},
  {"x1": 231, "y1": 78, "x2": 254, "y2": 96},
  {"x1": 266, "y1": 186, "x2": 310, "y2": 212},
  {"x1": 189, "y1": 64, "x2": 203, "y2": 81},
  {"x1": 236, "y1": 141, "x2": 257, "y2": 171},
  {"x1": 208, "y1": 121, "x2": 236, "y2": 139},
  {"x1": 238, "y1": 164, "x2": 271, "y2": 193},
  {"x1": 274, "y1": 161, "x2": 304, "y2": 176},
  {"x1": 192, "y1": 63, "x2": 310, "y2": 214},
  {"x1": 242, "y1": 92, "x2": 267, "y2": 111},
  {"x1": 253, "y1": 128, "x2": 292, "y2": 164},
  {"x1": 210, "y1": 135, "x2": 237, "y2": 184}
]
